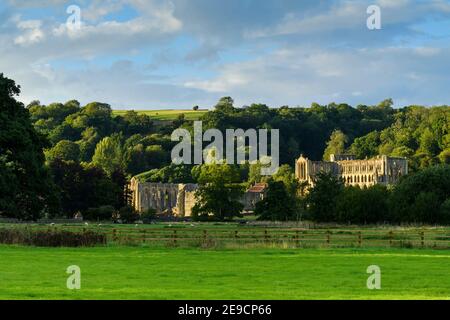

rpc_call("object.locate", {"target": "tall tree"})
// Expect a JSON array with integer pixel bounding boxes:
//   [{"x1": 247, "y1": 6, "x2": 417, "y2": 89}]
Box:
[
  {"x1": 49, "y1": 159, "x2": 120, "y2": 218},
  {"x1": 323, "y1": 130, "x2": 348, "y2": 161},
  {"x1": 306, "y1": 172, "x2": 344, "y2": 222},
  {"x1": 255, "y1": 180, "x2": 297, "y2": 221},
  {"x1": 192, "y1": 164, "x2": 244, "y2": 221},
  {"x1": 389, "y1": 164, "x2": 450, "y2": 224},
  {"x1": 0, "y1": 74, "x2": 58, "y2": 220},
  {"x1": 92, "y1": 134, "x2": 123, "y2": 176}
]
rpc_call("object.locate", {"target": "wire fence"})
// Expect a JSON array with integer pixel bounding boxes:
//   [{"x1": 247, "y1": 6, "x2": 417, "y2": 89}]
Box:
[{"x1": 2, "y1": 223, "x2": 450, "y2": 249}]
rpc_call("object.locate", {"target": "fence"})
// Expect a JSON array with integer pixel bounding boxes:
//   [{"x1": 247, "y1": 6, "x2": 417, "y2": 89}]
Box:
[{"x1": 1, "y1": 223, "x2": 450, "y2": 249}]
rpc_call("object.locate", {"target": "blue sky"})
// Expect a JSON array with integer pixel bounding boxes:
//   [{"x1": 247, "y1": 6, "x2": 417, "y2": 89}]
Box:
[{"x1": 1, "y1": 0, "x2": 450, "y2": 109}]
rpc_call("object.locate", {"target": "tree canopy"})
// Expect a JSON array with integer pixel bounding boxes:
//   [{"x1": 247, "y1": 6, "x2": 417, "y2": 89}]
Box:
[
  {"x1": 0, "y1": 74, "x2": 57, "y2": 220},
  {"x1": 1, "y1": 79, "x2": 448, "y2": 223}
]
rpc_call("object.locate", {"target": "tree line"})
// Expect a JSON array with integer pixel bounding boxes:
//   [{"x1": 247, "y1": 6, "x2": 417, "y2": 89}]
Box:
[{"x1": 0, "y1": 74, "x2": 449, "y2": 223}]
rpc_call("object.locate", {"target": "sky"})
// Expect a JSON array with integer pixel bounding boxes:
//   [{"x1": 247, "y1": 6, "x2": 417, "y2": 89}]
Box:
[{"x1": 1, "y1": 0, "x2": 450, "y2": 109}]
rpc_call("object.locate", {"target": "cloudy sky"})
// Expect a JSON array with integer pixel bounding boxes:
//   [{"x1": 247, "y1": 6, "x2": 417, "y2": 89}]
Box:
[{"x1": 1, "y1": 0, "x2": 450, "y2": 109}]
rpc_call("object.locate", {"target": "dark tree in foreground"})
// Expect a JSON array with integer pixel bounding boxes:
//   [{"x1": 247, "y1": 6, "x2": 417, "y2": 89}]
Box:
[
  {"x1": 389, "y1": 164, "x2": 450, "y2": 224},
  {"x1": 0, "y1": 74, "x2": 58, "y2": 220},
  {"x1": 255, "y1": 180, "x2": 297, "y2": 221},
  {"x1": 306, "y1": 171, "x2": 344, "y2": 222},
  {"x1": 48, "y1": 159, "x2": 120, "y2": 218},
  {"x1": 335, "y1": 185, "x2": 389, "y2": 224},
  {"x1": 192, "y1": 164, "x2": 244, "y2": 221}
]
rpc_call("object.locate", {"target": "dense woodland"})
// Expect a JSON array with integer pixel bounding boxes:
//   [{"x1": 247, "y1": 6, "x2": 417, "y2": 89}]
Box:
[{"x1": 1, "y1": 74, "x2": 449, "y2": 223}]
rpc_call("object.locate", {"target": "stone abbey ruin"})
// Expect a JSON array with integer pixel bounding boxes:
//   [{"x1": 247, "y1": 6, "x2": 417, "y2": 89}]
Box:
[
  {"x1": 296, "y1": 154, "x2": 408, "y2": 189},
  {"x1": 130, "y1": 154, "x2": 408, "y2": 216}
]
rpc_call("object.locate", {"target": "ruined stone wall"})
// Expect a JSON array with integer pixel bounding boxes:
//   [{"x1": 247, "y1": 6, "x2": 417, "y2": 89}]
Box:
[
  {"x1": 296, "y1": 154, "x2": 408, "y2": 188},
  {"x1": 295, "y1": 156, "x2": 339, "y2": 186},
  {"x1": 129, "y1": 178, "x2": 198, "y2": 217},
  {"x1": 183, "y1": 186, "x2": 197, "y2": 217}
]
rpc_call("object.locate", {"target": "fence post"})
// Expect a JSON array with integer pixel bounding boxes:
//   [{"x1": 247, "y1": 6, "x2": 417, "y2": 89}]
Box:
[
  {"x1": 234, "y1": 230, "x2": 238, "y2": 240},
  {"x1": 264, "y1": 229, "x2": 269, "y2": 241},
  {"x1": 295, "y1": 230, "x2": 300, "y2": 247},
  {"x1": 326, "y1": 231, "x2": 331, "y2": 246},
  {"x1": 142, "y1": 229, "x2": 146, "y2": 244},
  {"x1": 358, "y1": 231, "x2": 362, "y2": 247},
  {"x1": 113, "y1": 228, "x2": 118, "y2": 242},
  {"x1": 173, "y1": 230, "x2": 177, "y2": 246},
  {"x1": 389, "y1": 231, "x2": 394, "y2": 247},
  {"x1": 203, "y1": 230, "x2": 207, "y2": 243},
  {"x1": 420, "y1": 231, "x2": 424, "y2": 248}
]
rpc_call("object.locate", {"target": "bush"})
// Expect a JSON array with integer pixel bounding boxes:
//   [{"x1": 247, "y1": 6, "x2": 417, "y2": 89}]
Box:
[
  {"x1": 0, "y1": 228, "x2": 106, "y2": 247},
  {"x1": 118, "y1": 206, "x2": 139, "y2": 224},
  {"x1": 141, "y1": 208, "x2": 157, "y2": 224}
]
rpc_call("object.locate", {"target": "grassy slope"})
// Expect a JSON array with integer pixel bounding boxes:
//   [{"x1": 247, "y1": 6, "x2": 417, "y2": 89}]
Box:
[
  {"x1": 112, "y1": 109, "x2": 208, "y2": 121},
  {"x1": 1, "y1": 246, "x2": 450, "y2": 300}
]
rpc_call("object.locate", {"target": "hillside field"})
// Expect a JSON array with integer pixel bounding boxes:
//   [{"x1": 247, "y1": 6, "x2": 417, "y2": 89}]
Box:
[
  {"x1": 1, "y1": 245, "x2": 450, "y2": 300},
  {"x1": 112, "y1": 109, "x2": 208, "y2": 121}
]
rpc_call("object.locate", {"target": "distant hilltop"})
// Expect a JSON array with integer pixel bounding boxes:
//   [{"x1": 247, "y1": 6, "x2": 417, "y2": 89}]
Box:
[{"x1": 112, "y1": 109, "x2": 208, "y2": 121}]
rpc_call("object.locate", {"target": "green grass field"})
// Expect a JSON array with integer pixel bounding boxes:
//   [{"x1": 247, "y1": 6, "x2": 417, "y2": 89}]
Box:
[
  {"x1": 1, "y1": 245, "x2": 450, "y2": 300},
  {"x1": 112, "y1": 109, "x2": 208, "y2": 121}
]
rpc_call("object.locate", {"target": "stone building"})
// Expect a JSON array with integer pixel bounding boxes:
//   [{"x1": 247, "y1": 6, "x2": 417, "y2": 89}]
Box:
[
  {"x1": 129, "y1": 178, "x2": 268, "y2": 217},
  {"x1": 243, "y1": 183, "x2": 267, "y2": 212},
  {"x1": 129, "y1": 178, "x2": 198, "y2": 217},
  {"x1": 295, "y1": 154, "x2": 408, "y2": 188}
]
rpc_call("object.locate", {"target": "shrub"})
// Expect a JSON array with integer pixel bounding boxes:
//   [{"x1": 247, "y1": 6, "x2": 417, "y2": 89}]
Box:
[
  {"x1": 118, "y1": 205, "x2": 140, "y2": 224},
  {"x1": 84, "y1": 205, "x2": 116, "y2": 221},
  {"x1": 0, "y1": 228, "x2": 106, "y2": 247},
  {"x1": 141, "y1": 208, "x2": 157, "y2": 224}
]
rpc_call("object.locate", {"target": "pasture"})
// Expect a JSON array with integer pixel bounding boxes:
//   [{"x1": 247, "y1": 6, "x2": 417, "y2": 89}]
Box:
[
  {"x1": 1, "y1": 245, "x2": 450, "y2": 299},
  {"x1": 112, "y1": 109, "x2": 208, "y2": 121},
  {"x1": 2, "y1": 223, "x2": 450, "y2": 300}
]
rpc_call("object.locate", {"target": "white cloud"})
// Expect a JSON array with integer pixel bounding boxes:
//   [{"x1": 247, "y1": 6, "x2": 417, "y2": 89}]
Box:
[
  {"x1": 9, "y1": 59, "x2": 214, "y2": 108},
  {"x1": 82, "y1": 0, "x2": 125, "y2": 22},
  {"x1": 14, "y1": 18, "x2": 45, "y2": 46},
  {"x1": 414, "y1": 47, "x2": 441, "y2": 56},
  {"x1": 246, "y1": 1, "x2": 366, "y2": 38},
  {"x1": 2, "y1": 0, "x2": 450, "y2": 109},
  {"x1": 52, "y1": 14, "x2": 181, "y2": 40},
  {"x1": 376, "y1": 0, "x2": 410, "y2": 8},
  {"x1": 184, "y1": 46, "x2": 450, "y2": 107}
]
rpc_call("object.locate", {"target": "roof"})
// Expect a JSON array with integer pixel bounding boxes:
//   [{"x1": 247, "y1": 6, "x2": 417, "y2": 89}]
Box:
[{"x1": 247, "y1": 183, "x2": 268, "y2": 193}]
